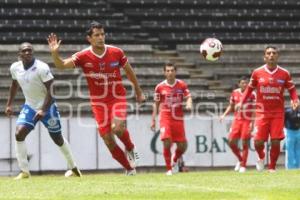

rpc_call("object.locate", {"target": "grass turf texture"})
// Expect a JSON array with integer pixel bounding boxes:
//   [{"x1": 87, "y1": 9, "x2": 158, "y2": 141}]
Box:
[{"x1": 0, "y1": 170, "x2": 299, "y2": 200}]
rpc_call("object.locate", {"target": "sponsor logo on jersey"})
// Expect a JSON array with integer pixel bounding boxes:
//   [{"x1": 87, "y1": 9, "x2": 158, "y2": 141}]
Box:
[
  {"x1": 277, "y1": 79, "x2": 285, "y2": 84},
  {"x1": 260, "y1": 86, "x2": 281, "y2": 94},
  {"x1": 110, "y1": 61, "x2": 119, "y2": 68},
  {"x1": 176, "y1": 89, "x2": 183, "y2": 93},
  {"x1": 259, "y1": 78, "x2": 265, "y2": 83}
]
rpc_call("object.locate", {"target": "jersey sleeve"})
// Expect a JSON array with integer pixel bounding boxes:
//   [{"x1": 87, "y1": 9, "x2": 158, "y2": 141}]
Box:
[
  {"x1": 10, "y1": 64, "x2": 17, "y2": 80},
  {"x1": 154, "y1": 85, "x2": 161, "y2": 102},
  {"x1": 229, "y1": 91, "x2": 235, "y2": 104},
  {"x1": 285, "y1": 71, "x2": 296, "y2": 90},
  {"x1": 249, "y1": 70, "x2": 258, "y2": 88},
  {"x1": 71, "y1": 51, "x2": 84, "y2": 68},
  {"x1": 118, "y1": 48, "x2": 128, "y2": 68},
  {"x1": 182, "y1": 82, "x2": 191, "y2": 98},
  {"x1": 39, "y1": 64, "x2": 54, "y2": 82}
]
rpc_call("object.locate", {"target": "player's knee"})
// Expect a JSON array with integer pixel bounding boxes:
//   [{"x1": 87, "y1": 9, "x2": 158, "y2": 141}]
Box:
[
  {"x1": 50, "y1": 133, "x2": 64, "y2": 146},
  {"x1": 111, "y1": 123, "x2": 125, "y2": 136},
  {"x1": 15, "y1": 129, "x2": 27, "y2": 141}
]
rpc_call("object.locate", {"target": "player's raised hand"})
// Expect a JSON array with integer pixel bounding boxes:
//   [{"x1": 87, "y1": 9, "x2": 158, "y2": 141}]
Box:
[
  {"x1": 47, "y1": 33, "x2": 61, "y2": 53},
  {"x1": 5, "y1": 106, "x2": 13, "y2": 117}
]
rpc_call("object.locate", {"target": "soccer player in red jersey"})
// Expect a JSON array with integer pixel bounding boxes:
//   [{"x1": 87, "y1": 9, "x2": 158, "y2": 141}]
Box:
[
  {"x1": 151, "y1": 63, "x2": 192, "y2": 175},
  {"x1": 47, "y1": 22, "x2": 145, "y2": 175},
  {"x1": 220, "y1": 77, "x2": 255, "y2": 173},
  {"x1": 240, "y1": 46, "x2": 299, "y2": 172}
]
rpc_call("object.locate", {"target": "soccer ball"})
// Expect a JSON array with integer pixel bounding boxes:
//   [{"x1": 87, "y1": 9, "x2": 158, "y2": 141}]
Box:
[{"x1": 200, "y1": 38, "x2": 223, "y2": 61}]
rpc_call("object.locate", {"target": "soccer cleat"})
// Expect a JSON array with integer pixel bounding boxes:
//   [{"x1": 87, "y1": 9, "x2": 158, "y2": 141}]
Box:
[
  {"x1": 126, "y1": 147, "x2": 140, "y2": 168},
  {"x1": 239, "y1": 167, "x2": 246, "y2": 173},
  {"x1": 65, "y1": 167, "x2": 82, "y2": 177},
  {"x1": 256, "y1": 159, "x2": 264, "y2": 172},
  {"x1": 234, "y1": 162, "x2": 241, "y2": 172},
  {"x1": 166, "y1": 170, "x2": 173, "y2": 176},
  {"x1": 125, "y1": 168, "x2": 136, "y2": 176},
  {"x1": 14, "y1": 171, "x2": 30, "y2": 180}
]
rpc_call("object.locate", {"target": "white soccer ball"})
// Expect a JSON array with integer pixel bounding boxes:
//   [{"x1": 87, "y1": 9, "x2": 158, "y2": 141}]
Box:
[{"x1": 200, "y1": 38, "x2": 223, "y2": 61}]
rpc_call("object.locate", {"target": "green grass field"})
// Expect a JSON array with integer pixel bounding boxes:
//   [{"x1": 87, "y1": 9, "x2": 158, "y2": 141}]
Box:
[{"x1": 1, "y1": 169, "x2": 300, "y2": 200}]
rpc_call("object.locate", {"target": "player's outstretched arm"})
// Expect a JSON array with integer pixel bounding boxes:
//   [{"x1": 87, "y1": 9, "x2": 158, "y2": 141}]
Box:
[
  {"x1": 5, "y1": 80, "x2": 19, "y2": 116},
  {"x1": 219, "y1": 103, "x2": 234, "y2": 122},
  {"x1": 123, "y1": 62, "x2": 145, "y2": 103},
  {"x1": 47, "y1": 33, "x2": 75, "y2": 69}
]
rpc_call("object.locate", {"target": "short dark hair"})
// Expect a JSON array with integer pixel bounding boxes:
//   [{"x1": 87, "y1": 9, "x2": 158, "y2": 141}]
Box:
[
  {"x1": 86, "y1": 21, "x2": 104, "y2": 36},
  {"x1": 163, "y1": 62, "x2": 177, "y2": 71},
  {"x1": 238, "y1": 76, "x2": 248, "y2": 83},
  {"x1": 264, "y1": 46, "x2": 278, "y2": 54}
]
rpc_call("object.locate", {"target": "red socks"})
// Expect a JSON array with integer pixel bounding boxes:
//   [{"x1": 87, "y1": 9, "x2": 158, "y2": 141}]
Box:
[
  {"x1": 269, "y1": 143, "x2": 280, "y2": 170},
  {"x1": 241, "y1": 142, "x2": 249, "y2": 167},
  {"x1": 173, "y1": 148, "x2": 184, "y2": 163},
  {"x1": 229, "y1": 142, "x2": 243, "y2": 162},
  {"x1": 119, "y1": 129, "x2": 134, "y2": 151},
  {"x1": 254, "y1": 142, "x2": 265, "y2": 160},
  {"x1": 163, "y1": 147, "x2": 172, "y2": 170},
  {"x1": 110, "y1": 145, "x2": 132, "y2": 170}
]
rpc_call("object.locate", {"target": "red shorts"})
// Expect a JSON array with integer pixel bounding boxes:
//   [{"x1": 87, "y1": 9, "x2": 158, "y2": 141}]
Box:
[
  {"x1": 160, "y1": 119, "x2": 186, "y2": 142},
  {"x1": 229, "y1": 119, "x2": 252, "y2": 140},
  {"x1": 253, "y1": 117, "x2": 284, "y2": 141},
  {"x1": 91, "y1": 98, "x2": 127, "y2": 136}
]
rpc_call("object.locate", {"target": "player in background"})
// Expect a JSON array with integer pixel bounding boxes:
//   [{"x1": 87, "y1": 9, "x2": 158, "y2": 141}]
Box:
[
  {"x1": 284, "y1": 106, "x2": 300, "y2": 169},
  {"x1": 5, "y1": 43, "x2": 81, "y2": 180},
  {"x1": 220, "y1": 77, "x2": 255, "y2": 173},
  {"x1": 239, "y1": 46, "x2": 299, "y2": 172},
  {"x1": 47, "y1": 22, "x2": 145, "y2": 175},
  {"x1": 151, "y1": 63, "x2": 192, "y2": 175}
]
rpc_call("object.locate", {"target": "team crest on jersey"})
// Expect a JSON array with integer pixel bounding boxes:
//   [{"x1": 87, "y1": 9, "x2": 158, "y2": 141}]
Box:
[
  {"x1": 84, "y1": 63, "x2": 94, "y2": 68},
  {"x1": 47, "y1": 118, "x2": 58, "y2": 127},
  {"x1": 31, "y1": 67, "x2": 37, "y2": 71},
  {"x1": 259, "y1": 78, "x2": 265, "y2": 83},
  {"x1": 268, "y1": 78, "x2": 274, "y2": 84},
  {"x1": 99, "y1": 62, "x2": 105, "y2": 70},
  {"x1": 110, "y1": 61, "x2": 119, "y2": 68}
]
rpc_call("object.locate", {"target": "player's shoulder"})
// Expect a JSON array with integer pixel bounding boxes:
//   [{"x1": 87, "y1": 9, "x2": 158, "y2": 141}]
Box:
[
  {"x1": 105, "y1": 44, "x2": 124, "y2": 53},
  {"x1": 34, "y1": 59, "x2": 51, "y2": 70},
  {"x1": 253, "y1": 65, "x2": 265, "y2": 73},
  {"x1": 10, "y1": 61, "x2": 22, "y2": 71},
  {"x1": 155, "y1": 80, "x2": 166, "y2": 90},
  {"x1": 277, "y1": 66, "x2": 290, "y2": 75}
]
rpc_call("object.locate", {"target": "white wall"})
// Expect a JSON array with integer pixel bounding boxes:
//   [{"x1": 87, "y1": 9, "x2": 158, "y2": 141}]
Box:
[{"x1": 0, "y1": 115, "x2": 281, "y2": 172}]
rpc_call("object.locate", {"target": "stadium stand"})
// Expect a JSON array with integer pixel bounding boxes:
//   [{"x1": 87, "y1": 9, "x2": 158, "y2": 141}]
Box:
[{"x1": 1, "y1": 0, "x2": 300, "y2": 116}]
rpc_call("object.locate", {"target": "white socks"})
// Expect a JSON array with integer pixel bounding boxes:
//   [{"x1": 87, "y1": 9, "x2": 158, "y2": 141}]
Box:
[
  {"x1": 58, "y1": 138, "x2": 76, "y2": 169},
  {"x1": 15, "y1": 141, "x2": 30, "y2": 173}
]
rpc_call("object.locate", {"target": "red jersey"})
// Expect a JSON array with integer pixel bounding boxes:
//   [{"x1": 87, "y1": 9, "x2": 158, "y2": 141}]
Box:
[
  {"x1": 72, "y1": 45, "x2": 128, "y2": 103},
  {"x1": 230, "y1": 88, "x2": 255, "y2": 120},
  {"x1": 242, "y1": 65, "x2": 298, "y2": 118},
  {"x1": 154, "y1": 79, "x2": 191, "y2": 120}
]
